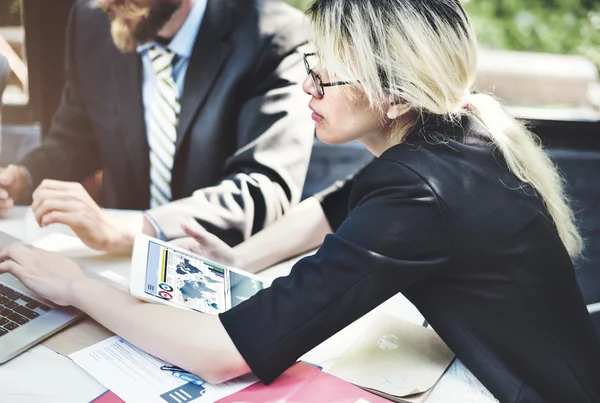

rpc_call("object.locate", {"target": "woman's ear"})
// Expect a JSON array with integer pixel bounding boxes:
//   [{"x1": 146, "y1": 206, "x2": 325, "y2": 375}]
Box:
[{"x1": 386, "y1": 102, "x2": 411, "y2": 120}]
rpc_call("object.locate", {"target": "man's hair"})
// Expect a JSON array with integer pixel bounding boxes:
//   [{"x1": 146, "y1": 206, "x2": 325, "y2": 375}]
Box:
[{"x1": 98, "y1": 0, "x2": 182, "y2": 52}]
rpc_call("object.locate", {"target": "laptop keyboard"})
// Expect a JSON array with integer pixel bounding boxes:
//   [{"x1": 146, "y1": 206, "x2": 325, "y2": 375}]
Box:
[{"x1": 0, "y1": 283, "x2": 52, "y2": 337}]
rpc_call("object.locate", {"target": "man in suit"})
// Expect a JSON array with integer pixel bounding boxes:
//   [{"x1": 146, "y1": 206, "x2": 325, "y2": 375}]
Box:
[{"x1": 0, "y1": 0, "x2": 313, "y2": 252}]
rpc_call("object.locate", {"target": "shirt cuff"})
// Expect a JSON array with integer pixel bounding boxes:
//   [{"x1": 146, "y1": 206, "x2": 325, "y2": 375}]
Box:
[
  {"x1": 22, "y1": 166, "x2": 33, "y2": 186},
  {"x1": 143, "y1": 211, "x2": 167, "y2": 241}
]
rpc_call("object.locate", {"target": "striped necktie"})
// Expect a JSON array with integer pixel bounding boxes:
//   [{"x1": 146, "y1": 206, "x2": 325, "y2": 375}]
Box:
[{"x1": 147, "y1": 46, "x2": 180, "y2": 208}]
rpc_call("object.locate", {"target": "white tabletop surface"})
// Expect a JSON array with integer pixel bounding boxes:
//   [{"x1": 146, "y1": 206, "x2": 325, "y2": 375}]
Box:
[{"x1": 0, "y1": 206, "x2": 497, "y2": 403}]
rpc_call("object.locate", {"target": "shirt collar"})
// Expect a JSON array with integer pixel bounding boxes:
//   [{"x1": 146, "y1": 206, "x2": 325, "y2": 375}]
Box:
[{"x1": 137, "y1": 0, "x2": 208, "y2": 57}]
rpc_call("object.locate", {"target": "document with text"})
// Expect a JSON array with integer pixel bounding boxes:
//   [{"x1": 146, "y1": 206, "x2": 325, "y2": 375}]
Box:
[{"x1": 70, "y1": 336, "x2": 257, "y2": 403}]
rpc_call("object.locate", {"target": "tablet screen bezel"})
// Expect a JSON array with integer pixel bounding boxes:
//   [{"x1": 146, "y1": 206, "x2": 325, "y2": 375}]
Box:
[{"x1": 130, "y1": 234, "x2": 265, "y2": 314}]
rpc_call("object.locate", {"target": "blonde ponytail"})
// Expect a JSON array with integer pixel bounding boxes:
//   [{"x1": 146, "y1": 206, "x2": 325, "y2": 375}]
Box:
[
  {"x1": 467, "y1": 93, "x2": 583, "y2": 257},
  {"x1": 308, "y1": 0, "x2": 583, "y2": 258}
]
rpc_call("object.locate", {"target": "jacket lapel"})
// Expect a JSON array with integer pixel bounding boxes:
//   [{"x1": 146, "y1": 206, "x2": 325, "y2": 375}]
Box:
[
  {"x1": 175, "y1": 0, "x2": 233, "y2": 152},
  {"x1": 112, "y1": 51, "x2": 150, "y2": 202}
]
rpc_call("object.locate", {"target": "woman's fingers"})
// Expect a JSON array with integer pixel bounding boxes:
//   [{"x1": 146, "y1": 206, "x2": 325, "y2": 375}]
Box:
[
  {"x1": 169, "y1": 237, "x2": 202, "y2": 253},
  {"x1": 181, "y1": 220, "x2": 227, "y2": 248},
  {"x1": 0, "y1": 243, "x2": 37, "y2": 270},
  {"x1": 0, "y1": 259, "x2": 26, "y2": 278},
  {"x1": 181, "y1": 220, "x2": 212, "y2": 245}
]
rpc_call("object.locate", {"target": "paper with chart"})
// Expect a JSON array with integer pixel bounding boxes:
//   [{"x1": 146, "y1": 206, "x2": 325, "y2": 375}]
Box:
[{"x1": 70, "y1": 336, "x2": 257, "y2": 403}]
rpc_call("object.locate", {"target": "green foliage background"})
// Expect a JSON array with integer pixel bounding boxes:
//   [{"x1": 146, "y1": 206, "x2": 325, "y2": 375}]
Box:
[
  {"x1": 285, "y1": 0, "x2": 600, "y2": 70},
  {"x1": 0, "y1": 0, "x2": 21, "y2": 26}
]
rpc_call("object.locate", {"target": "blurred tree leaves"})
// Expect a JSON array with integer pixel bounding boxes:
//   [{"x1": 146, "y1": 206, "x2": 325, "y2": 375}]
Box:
[
  {"x1": 285, "y1": 0, "x2": 313, "y2": 10},
  {"x1": 0, "y1": 0, "x2": 22, "y2": 26},
  {"x1": 464, "y1": 0, "x2": 600, "y2": 69},
  {"x1": 285, "y1": 0, "x2": 600, "y2": 70}
]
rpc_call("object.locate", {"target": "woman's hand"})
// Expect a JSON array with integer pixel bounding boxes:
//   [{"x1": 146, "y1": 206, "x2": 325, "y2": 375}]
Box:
[
  {"x1": 0, "y1": 243, "x2": 86, "y2": 306},
  {"x1": 170, "y1": 220, "x2": 239, "y2": 267},
  {"x1": 0, "y1": 243, "x2": 249, "y2": 384}
]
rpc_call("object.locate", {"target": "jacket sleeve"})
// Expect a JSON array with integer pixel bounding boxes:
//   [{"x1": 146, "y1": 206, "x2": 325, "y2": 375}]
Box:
[
  {"x1": 146, "y1": 17, "x2": 313, "y2": 246},
  {"x1": 314, "y1": 172, "x2": 356, "y2": 232},
  {"x1": 20, "y1": 1, "x2": 102, "y2": 189},
  {"x1": 219, "y1": 159, "x2": 449, "y2": 383}
]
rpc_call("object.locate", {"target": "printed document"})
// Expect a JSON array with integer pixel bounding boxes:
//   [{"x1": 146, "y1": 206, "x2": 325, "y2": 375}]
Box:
[{"x1": 70, "y1": 336, "x2": 256, "y2": 403}]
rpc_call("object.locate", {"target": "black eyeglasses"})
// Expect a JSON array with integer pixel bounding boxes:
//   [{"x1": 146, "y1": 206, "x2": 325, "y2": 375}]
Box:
[{"x1": 303, "y1": 53, "x2": 353, "y2": 97}]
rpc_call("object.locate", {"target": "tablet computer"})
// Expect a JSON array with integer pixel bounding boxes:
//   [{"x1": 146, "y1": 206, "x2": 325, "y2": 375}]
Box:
[{"x1": 130, "y1": 235, "x2": 264, "y2": 315}]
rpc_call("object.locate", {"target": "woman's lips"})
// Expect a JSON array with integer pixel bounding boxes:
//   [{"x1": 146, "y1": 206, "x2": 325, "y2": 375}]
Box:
[{"x1": 309, "y1": 104, "x2": 324, "y2": 122}]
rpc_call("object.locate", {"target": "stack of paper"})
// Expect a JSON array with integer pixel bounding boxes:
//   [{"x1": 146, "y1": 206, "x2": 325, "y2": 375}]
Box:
[
  {"x1": 69, "y1": 336, "x2": 256, "y2": 403},
  {"x1": 329, "y1": 314, "x2": 455, "y2": 403}
]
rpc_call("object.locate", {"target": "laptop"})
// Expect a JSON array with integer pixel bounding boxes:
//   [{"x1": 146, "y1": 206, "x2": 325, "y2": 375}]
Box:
[{"x1": 0, "y1": 231, "x2": 83, "y2": 363}]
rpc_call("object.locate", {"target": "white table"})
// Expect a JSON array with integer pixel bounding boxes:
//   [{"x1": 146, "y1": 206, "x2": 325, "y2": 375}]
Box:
[{"x1": 0, "y1": 206, "x2": 497, "y2": 403}]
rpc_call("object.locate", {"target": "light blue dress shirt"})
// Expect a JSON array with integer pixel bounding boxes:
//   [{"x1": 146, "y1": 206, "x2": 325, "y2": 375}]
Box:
[
  {"x1": 137, "y1": 0, "x2": 208, "y2": 239},
  {"x1": 137, "y1": 0, "x2": 208, "y2": 132}
]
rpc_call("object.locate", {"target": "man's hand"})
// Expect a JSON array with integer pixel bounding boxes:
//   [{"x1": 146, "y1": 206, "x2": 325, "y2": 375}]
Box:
[
  {"x1": 0, "y1": 243, "x2": 86, "y2": 306},
  {"x1": 170, "y1": 219, "x2": 238, "y2": 266},
  {"x1": 0, "y1": 165, "x2": 33, "y2": 213},
  {"x1": 31, "y1": 179, "x2": 141, "y2": 254}
]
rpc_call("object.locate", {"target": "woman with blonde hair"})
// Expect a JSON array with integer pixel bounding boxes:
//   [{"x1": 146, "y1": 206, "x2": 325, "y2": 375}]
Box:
[{"x1": 1, "y1": 0, "x2": 599, "y2": 401}]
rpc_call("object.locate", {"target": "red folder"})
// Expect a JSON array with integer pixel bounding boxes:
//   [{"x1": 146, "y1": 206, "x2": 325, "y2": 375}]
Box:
[
  {"x1": 90, "y1": 391, "x2": 125, "y2": 403},
  {"x1": 217, "y1": 362, "x2": 390, "y2": 403}
]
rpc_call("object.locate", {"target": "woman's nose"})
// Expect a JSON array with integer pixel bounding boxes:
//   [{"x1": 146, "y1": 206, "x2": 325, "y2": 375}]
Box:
[{"x1": 302, "y1": 74, "x2": 321, "y2": 98}]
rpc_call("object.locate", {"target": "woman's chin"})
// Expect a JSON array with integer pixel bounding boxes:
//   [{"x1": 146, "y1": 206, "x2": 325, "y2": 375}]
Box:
[{"x1": 315, "y1": 130, "x2": 351, "y2": 145}]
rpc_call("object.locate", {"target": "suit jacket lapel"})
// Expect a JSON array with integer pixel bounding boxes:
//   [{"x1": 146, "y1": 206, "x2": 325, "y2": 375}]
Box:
[
  {"x1": 175, "y1": 0, "x2": 233, "y2": 152},
  {"x1": 112, "y1": 51, "x2": 150, "y2": 201}
]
